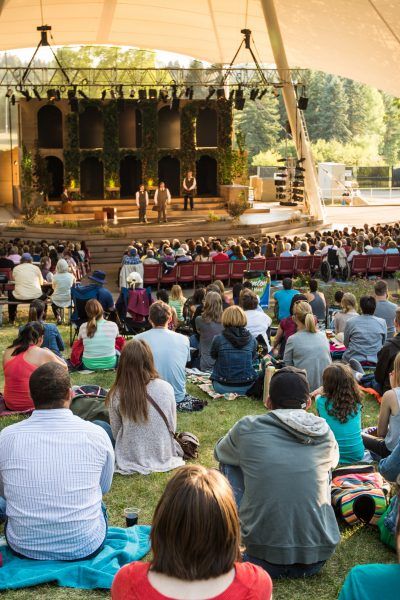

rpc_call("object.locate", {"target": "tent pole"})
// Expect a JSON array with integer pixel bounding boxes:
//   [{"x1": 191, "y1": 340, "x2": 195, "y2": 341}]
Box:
[{"x1": 260, "y1": 0, "x2": 325, "y2": 222}]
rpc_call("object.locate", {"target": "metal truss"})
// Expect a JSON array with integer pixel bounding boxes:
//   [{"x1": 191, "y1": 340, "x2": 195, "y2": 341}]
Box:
[{"x1": 0, "y1": 66, "x2": 309, "y2": 92}]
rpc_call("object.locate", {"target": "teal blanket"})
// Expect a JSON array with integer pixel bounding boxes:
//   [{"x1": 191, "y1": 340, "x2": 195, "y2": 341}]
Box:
[{"x1": 0, "y1": 525, "x2": 151, "y2": 590}]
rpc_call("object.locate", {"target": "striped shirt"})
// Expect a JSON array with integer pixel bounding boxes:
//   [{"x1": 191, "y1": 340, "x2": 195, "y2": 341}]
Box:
[{"x1": 0, "y1": 409, "x2": 114, "y2": 560}]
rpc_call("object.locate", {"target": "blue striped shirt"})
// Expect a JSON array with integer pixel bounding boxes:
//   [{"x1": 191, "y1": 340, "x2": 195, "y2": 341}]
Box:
[{"x1": 0, "y1": 409, "x2": 114, "y2": 560}]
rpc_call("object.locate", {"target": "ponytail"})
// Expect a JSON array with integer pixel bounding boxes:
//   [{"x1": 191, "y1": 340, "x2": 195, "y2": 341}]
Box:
[
  {"x1": 9, "y1": 322, "x2": 45, "y2": 355},
  {"x1": 85, "y1": 299, "x2": 104, "y2": 339},
  {"x1": 304, "y1": 313, "x2": 317, "y2": 334},
  {"x1": 28, "y1": 299, "x2": 45, "y2": 323}
]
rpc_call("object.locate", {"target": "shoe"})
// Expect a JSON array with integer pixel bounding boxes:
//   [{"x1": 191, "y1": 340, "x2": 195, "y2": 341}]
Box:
[
  {"x1": 163, "y1": 219, "x2": 168, "y2": 223},
  {"x1": 349, "y1": 358, "x2": 365, "y2": 375}
]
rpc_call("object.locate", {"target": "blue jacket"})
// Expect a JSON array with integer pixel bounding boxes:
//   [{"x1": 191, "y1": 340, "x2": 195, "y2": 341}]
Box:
[{"x1": 210, "y1": 327, "x2": 258, "y2": 385}]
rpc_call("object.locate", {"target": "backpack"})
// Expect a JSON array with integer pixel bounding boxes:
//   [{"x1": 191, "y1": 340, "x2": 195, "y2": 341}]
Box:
[
  {"x1": 70, "y1": 385, "x2": 109, "y2": 423},
  {"x1": 331, "y1": 464, "x2": 390, "y2": 525}
]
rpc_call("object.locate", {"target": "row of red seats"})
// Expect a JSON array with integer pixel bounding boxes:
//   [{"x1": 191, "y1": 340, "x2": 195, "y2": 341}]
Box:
[{"x1": 143, "y1": 253, "x2": 400, "y2": 287}]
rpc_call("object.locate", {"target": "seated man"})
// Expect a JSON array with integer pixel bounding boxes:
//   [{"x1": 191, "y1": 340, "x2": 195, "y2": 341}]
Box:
[
  {"x1": 0, "y1": 363, "x2": 114, "y2": 560},
  {"x1": 215, "y1": 366, "x2": 340, "y2": 579},
  {"x1": 7, "y1": 252, "x2": 48, "y2": 324},
  {"x1": 374, "y1": 280, "x2": 397, "y2": 339},
  {"x1": 273, "y1": 278, "x2": 300, "y2": 322},
  {"x1": 136, "y1": 301, "x2": 191, "y2": 406},
  {"x1": 343, "y1": 295, "x2": 387, "y2": 365},
  {"x1": 81, "y1": 270, "x2": 115, "y2": 313}
]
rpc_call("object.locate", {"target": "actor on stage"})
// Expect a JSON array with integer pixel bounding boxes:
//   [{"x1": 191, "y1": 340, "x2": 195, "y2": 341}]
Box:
[
  {"x1": 183, "y1": 170, "x2": 197, "y2": 211},
  {"x1": 154, "y1": 181, "x2": 171, "y2": 223},
  {"x1": 136, "y1": 184, "x2": 149, "y2": 223}
]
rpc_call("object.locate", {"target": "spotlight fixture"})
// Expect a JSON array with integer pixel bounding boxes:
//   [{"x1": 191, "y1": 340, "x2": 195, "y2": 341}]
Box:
[
  {"x1": 5, "y1": 88, "x2": 12, "y2": 98},
  {"x1": 296, "y1": 157, "x2": 306, "y2": 164},
  {"x1": 11, "y1": 94, "x2": 16, "y2": 105},
  {"x1": 250, "y1": 88, "x2": 259, "y2": 101},
  {"x1": 101, "y1": 89, "x2": 107, "y2": 100},
  {"x1": 21, "y1": 89, "x2": 31, "y2": 101},
  {"x1": 149, "y1": 88, "x2": 157, "y2": 100},
  {"x1": 33, "y1": 87, "x2": 42, "y2": 100},
  {"x1": 185, "y1": 86, "x2": 194, "y2": 99},
  {"x1": 258, "y1": 88, "x2": 268, "y2": 100},
  {"x1": 229, "y1": 89, "x2": 235, "y2": 101},
  {"x1": 216, "y1": 88, "x2": 226, "y2": 100},
  {"x1": 206, "y1": 85, "x2": 216, "y2": 100},
  {"x1": 47, "y1": 88, "x2": 57, "y2": 102},
  {"x1": 277, "y1": 158, "x2": 288, "y2": 163},
  {"x1": 78, "y1": 90, "x2": 88, "y2": 99},
  {"x1": 234, "y1": 87, "x2": 245, "y2": 110},
  {"x1": 138, "y1": 89, "x2": 147, "y2": 101},
  {"x1": 129, "y1": 89, "x2": 135, "y2": 98},
  {"x1": 159, "y1": 89, "x2": 169, "y2": 102},
  {"x1": 298, "y1": 96, "x2": 309, "y2": 110},
  {"x1": 55, "y1": 89, "x2": 61, "y2": 101},
  {"x1": 110, "y1": 89, "x2": 116, "y2": 100},
  {"x1": 117, "y1": 84, "x2": 124, "y2": 98}
]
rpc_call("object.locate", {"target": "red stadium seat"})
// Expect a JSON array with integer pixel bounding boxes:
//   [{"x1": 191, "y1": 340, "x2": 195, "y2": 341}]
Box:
[
  {"x1": 310, "y1": 255, "x2": 322, "y2": 275},
  {"x1": 248, "y1": 258, "x2": 266, "y2": 271},
  {"x1": 143, "y1": 264, "x2": 161, "y2": 288},
  {"x1": 177, "y1": 262, "x2": 195, "y2": 285},
  {"x1": 367, "y1": 254, "x2": 385, "y2": 277},
  {"x1": 294, "y1": 256, "x2": 312, "y2": 276},
  {"x1": 160, "y1": 265, "x2": 178, "y2": 286},
  {"x1": 229, "y1": 260, "x2": 248, "y2": 285},
  {"x1": 194, "y1": 262, "x2": 213, "y2": 286},
  {"x1": 384, "y1": 254, "x2": 400, "y2": 275},
  {"x1": 213, "y1": 261, "x2": 230, "y2": 283},
  {"x1": 277, "y1": 257, "x2": 295, "y2": 278},
  {"x1": 351, "y1": 255, "x2": 368, "y2": 276},
  {"x1": 265, "y1": 257, "x2": 278, "y2": 278}
]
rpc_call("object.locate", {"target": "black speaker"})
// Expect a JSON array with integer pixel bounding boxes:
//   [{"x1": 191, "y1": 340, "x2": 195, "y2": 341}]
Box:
[{"x1": 298, "y1": 96, "x2": 309, "y2": 110}]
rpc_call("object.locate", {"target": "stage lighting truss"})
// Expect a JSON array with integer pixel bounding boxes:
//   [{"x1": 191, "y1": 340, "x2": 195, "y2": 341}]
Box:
[{"x1": 274, "y1": 156, "x2": 306, "y2": 206}]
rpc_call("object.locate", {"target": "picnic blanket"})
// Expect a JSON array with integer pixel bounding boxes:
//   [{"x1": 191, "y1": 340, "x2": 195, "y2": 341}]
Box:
[
  {"x1": 186, "y1": 369, "x2": 239, "y2": 400},
  {"x1": 0, "y1": 525, "x2": 151, "y2": 590}
]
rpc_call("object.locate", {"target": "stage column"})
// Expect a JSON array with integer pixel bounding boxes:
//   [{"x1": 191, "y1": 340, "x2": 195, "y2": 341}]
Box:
[{"x1": 260, "y1": 0, "x2": 325, "y2": 222}]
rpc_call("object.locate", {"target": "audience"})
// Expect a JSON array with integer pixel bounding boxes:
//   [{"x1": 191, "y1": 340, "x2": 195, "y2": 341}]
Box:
[
  {"x1": 2, "y1": 322, "x2": 67, "y2": 411},
  {"x1": 8, "y1": 253, "x2": 48, "y2": 324},
  {"x1": 51, "y1": 258, "x2": 76, "y2": 323},
  {"x1": 106, "y1": 339, "x2": 184, "y2": 475},
  {"x1": 315, "y1": 363, "x2": 364, "y2": 464},
  {"x1": 111, "y1": 465, "x2": 272, "y2": 599},
  {"x1": 306, "y1": 279, "x2": 326, "y2": 322},
  {"x1": 333, "y1": 292, "x2": 358, "y2": 335},
  {"x1": 343, "y1": 296, "x2": 387, "y2": 365},
  {"x1": 239, "y1": 289, "x2": 272, "y2": 350},
  {"x1": 28, "y1": 299, "x2": 65, "y2": 357},
  {"x1": 0, "y1": 363, "x2": 114, "y2": 560},
  {"x1": 215, "y1": 366, "x2": 340, "y2": 578},
  {"x1": 83, "y1": 270, "x2": 115, "y2": 313},
  {"x1": 210, "y1": 306, "x2": 258, "y2": 395},
  {"x1": 273, "y1": 278, "x2": 300, "y2": 321},
  {"x1": 284, "y1": 301, "x2": 331, "y2": 391},
  {"x1": 78, "y1": 299, "x2": 119, "y2": 370},
  {"x1": 271, "y1": 293, "x2": 307, "y2": 357},
  {"x1": 195, "y1": 291, "x2": 224, "y2": 372},
  {"x1": 374, "y1": 280, "x2": 397, "y2": 339}
]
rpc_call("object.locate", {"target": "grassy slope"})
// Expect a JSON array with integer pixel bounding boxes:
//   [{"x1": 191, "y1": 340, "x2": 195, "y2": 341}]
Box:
[{"x1": 0, "y1": 321, "x2": 396, "y2": 600}]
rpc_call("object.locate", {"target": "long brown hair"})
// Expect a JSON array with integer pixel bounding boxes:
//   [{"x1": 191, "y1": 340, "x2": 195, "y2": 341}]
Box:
[
  {"x1": 322, "y1": 363, "x2": 362, "y2": 423},
  {"x1": 85, "y1": 299, "x2": 103, "y2": 338},
  {"x1": 150, "y1": 465, "x2": 241, "y2": 580},
  {"x1": 202, "y1": 291, "x2": 223, "y2": 323},
  {"x1": 106, "y1": 339, "x2": 159, "y2": 423}
]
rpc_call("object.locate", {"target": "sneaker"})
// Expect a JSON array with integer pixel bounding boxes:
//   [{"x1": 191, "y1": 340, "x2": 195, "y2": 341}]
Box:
[{"x1": 177, "y1": 394, "x2": 208, "y2": 412}]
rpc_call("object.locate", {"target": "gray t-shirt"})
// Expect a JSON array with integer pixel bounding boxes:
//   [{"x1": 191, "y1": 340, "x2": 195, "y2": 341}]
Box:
[
  {"x1": 343, "y1": 314, "x2": 387, "y2": 363},
  {"x1": 195, "y1": 316, "x2": 223, "y2": 372},
  {"x1": 374, "y1": 300, "x2": 398, "y2": 339}
]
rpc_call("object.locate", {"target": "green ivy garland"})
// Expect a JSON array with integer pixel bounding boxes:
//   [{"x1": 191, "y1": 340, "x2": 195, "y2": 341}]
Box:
[{"x1": 103, "y1": 101, "x2": 120, "y2": 192}]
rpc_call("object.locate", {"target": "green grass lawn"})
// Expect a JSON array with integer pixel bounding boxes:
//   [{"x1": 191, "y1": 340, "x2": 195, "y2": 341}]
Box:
[{"x1": 0, "y1": 320, "x2": 396, "y2": 600}]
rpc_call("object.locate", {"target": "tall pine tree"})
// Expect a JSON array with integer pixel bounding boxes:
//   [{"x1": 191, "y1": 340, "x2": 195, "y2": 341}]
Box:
[
  {"x1": 235, "y1": 91, "x2": 281, "y2": 158},
  {"x1": 319, "y1": 75, "x2": 351, "y2": 142}
]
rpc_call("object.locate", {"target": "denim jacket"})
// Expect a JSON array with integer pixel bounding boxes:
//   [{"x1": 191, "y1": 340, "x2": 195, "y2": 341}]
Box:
[{"x1": 210, "y1": 329, "x2": 258, "y2": 385}]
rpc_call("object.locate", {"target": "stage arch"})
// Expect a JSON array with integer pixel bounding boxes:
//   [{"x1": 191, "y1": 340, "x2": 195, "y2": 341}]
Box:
[
  {"x1": 80, "y1": 156, "x2": 104, "y2": 198},
  {"x1": 38, "y1": 105, "x2": 63, "y2": 148},
  {"x1": 119, "y1": 104, "x2": 142, "y2": 148},
  {"x1": 196, "y1": 107, "x2": 217, "y2": 147},
  {"x1": 79, "y1": 105, "x2": 103, "y2": 148},
  {"x1": 120, "y1": 155, "x2": 142, "y2": 198},
  {"x1": 158, "y1": 155, "x2": 180, "y2": 197},
  {"x1": 45, "y1": 156, "x2": 64, "y2": 199},
  {"x1": 158, "y1": 106, "x2": 180, "y2": 149},
  {"x1": 196, "y1": 155, "x2": 217, "y2": 196}
]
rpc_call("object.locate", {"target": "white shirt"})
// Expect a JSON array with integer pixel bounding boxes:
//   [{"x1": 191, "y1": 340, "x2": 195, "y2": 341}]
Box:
[
  {"x1": 245, "y1": 309, "x2": 272, "y2": 350},
  {"x1": 52, "y1": 272, "x2": 75, "y2": 307},
  {"x1": 12, "y1": 263, "x2": 43, "y2": 300},
  {"x1": 154, "y1": 188, "x2": 171, "y2": 204},
  {"x1": 135, "y1": 191, "x2": 149, "y2": 206},
  {"x1": 183, "y1": 177, "x2": 197, "y2": 191}
]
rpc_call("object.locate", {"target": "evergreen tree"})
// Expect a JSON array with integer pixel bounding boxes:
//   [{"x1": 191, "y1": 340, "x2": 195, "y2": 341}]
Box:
[
  {"x1": 304, "y1": 71, "x2": 327, "y2": 141},
  {"x1": 319, "y1": 75, "x2": 351, "y2": 142},
  {"x1": 235, "y1": 91, "x2": 281, "y2": 158},
  {"x1": 381, "y1": 94, "x2": 400, "y2": 165}
]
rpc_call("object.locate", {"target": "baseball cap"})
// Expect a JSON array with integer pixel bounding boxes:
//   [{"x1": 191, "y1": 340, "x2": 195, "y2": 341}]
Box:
[{"x1": 269, "y1": 366, "x2": 310, "y2": 409}]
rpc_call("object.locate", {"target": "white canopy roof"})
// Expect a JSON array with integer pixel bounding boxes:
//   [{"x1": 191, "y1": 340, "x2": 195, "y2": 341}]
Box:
[{"x1": 1, "y1": 0, "x2": 400, "y2": 95}]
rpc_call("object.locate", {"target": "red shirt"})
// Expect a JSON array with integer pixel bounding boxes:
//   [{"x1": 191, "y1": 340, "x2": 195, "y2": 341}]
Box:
[
  {"x1": 212, "y1": 252, "x2": 230, "y2": 262},
  {"x1": 111, "y1": 562, "x2": 272, "y2": 600}
]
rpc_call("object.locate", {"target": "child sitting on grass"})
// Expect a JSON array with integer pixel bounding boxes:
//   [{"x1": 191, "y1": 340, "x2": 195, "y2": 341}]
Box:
[{"x1": 169, "y1": 284, "x2": 185, "y2": 322}]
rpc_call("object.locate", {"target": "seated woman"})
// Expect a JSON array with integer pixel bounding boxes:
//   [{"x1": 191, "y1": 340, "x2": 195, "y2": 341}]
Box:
[
  {"x1": 195, "y1": 291, "x2": 224, "y2": 372},
  {"x1": 210, "y1": 306, "x2": 258, "y2": 395},
  {"x1": 315, "y1": 363, "x2": 364, "y2": 464},
  {"x1": 284, "y1": 301, "x2": 331, "y2": 391},
  {"x1": 306, "y1": 279, "x2": 326, "y2": 322},
  {"x1": 28, "y1": 299, "x2": 64, "y2": 357},
  {"x1": 51, "y1": 258, "x2": 75, "y2": 324},
  {"x1": 106, "y1": 339, "x2": 184, "y2": 475},
  {"x1": 271, "y1": 294, "x2": 307, "y2": 357},
  {"x1": 240, "y1": 289, "x2": 272, "y2": 351},
  {"x1": 169, "y1": 285, "x2": 185, "y2": 322},
  {"x1": 78, "y1": 299, "x2": 119, "y2": 371},
  {"x1": 111, "y1": 465, "x2": 272, "y2": 600},
  {"x1": 362, "y1": 352, "x2": 400, "y2": 459},
  {"x1": 333, "y1": 292, "x2": 358, "y2": 335},
  {"x1": 3, "y1": 322, "x2": 67, "y2": 411}
]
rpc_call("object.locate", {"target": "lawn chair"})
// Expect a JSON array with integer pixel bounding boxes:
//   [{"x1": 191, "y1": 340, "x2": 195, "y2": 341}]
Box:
[{"x1": 70, "y1": 284, "x2": 101, "y2": 345}]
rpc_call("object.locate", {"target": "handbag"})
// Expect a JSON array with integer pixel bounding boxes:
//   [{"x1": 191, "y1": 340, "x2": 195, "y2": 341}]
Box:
[
  {"x1": 147, "y1": 393, "x2": 199, "y2": 460},
  {"x1": 151, "y1": 205, "x2": 159, "y2": 212}
]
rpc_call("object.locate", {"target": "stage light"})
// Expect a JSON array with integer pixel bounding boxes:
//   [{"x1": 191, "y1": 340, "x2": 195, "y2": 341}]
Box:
[
  {"x1": 138, "y1": 89, "x2": 147, "y2": 101},
  {"x1": 101, "y1": 90, "x2": 107, "y2": 100},
  {"x1": 117, "y1": 85, "x2": 124, "y2": 98},
  {"x1": 5, "y1": 88, "x2": 12, "y2": 98},
  {"x1": 171, "y1": 85, "x2": 178, "y2": 99},
  {"x1": 250, "y1": 88, "x2": 259, "y2": 100},
  {"x1": 159, "y1": 89, "x2": 169, "y2": 102},
  {"x1": 234, "y1": 87, "x2": 245, "y2": 110},
  {"x1": 11, "y1": 94, "x2": 16, "y2": 105},
  {"x1": 33, "y1": 87, "x2": 42, "y2": 100},
  {"x1": 277, "y1": 158, "x2": 287, "y2": 163},
  {"x1": 110, "y1": 89, "x2": 116, "y2": 100},
  {"x1": 185, "y1": 86, "x2": 194, "y2": 100},
  {"x1": 297, "y1": 157, "x2": 306, "y2": 164},
  {"x1": 21, "y1": 89, "x2": 31, "y2": 101},
  {"x1": 229, "y1": 89, "x2": 235, "y2": 101},
  {"x1": 298, "y1": 96, "x2": 308, "y2": 110},
  {"x1": 206, "y1": 86, "x2": 216, "y2": 100},
  {"x1": 149, "y1": 88, "x2": 157, "y2": 100},
  {"x1": 55, "y1": 90, "x2": 61, "y2": 101},
  {"x1": 78, "y1": 90, "x2": 88, "y2": 99},
  {"x1": 129, "y1": 89, "x2": 135, "y2": 98},
  {"x1": 217, "y1": 88, "x2": 225, "y2": 100},
  {"x1": 258, "y1": 88, "x2": 268, "y2": 100},
  {"x1": 47, "y1": 88, "x2": 57, "y2": 102}
]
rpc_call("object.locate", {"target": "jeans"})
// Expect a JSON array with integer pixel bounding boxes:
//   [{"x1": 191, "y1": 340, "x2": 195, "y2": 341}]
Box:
[
  {"x1": 184, "y1": 195, "x2": 194, "y2": 210},
  {"x1": 93, "y1": 420, "x2": 115, "y2": 447},
  {"x1": 362, "y1": 428, "x2": 391, "y2": 459},
  {"x1": 220, "y1": 463, "x2": 326, "y2": 579},
  {"x1": 212, "y1": 381, "x2": 252, "y2": 396},
  {"x1": 0, "y1": 496, "x2": 6, "y2": 523}
]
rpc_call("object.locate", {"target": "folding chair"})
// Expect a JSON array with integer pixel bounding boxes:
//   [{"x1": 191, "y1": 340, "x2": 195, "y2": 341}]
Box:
[
  {"x1": 384, "y1": 254, "x2": 400, "y2": 276},
  {"x1": 70, "y1": 284, "x2": 101, "y2": 345},
  {"x1": 294, "y1": 256, "x2": 312, "y2": 276},
  {"x1": 351, "y1": 255, "x2": 369, "y2": 277},
  {"x1": 194, "y1": 262, "x2": 213, "y2": 287},
  {"x1": 367, "y1": 255, "x2": 385, "y2": 277},
  {"x1": 229, "y1": 260, "x2": 248, "y2": 285}
]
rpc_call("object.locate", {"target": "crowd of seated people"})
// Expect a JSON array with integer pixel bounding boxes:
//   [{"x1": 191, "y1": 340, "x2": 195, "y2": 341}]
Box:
[{"x1": 2, "y1": 225, "x2": 400, "y2": 598}]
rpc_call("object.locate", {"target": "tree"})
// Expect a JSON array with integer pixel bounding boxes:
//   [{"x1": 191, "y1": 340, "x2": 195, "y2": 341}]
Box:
[
  {"x1": 235, "y1": 92, "x2": 281, "y2": 159},
  {"x1": 319, "y1": 75, "x2": 351, "y2": 142},
  {"x1": 304, "y1": 71, "x2": 327, "y2": 141},
  {"x1": 381, "y1": 94, "x2": 400, "y2": 165}
]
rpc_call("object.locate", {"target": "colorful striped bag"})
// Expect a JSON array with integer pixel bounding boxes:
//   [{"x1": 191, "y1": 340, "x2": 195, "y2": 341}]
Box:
[{"x1": 331, "y1": 464, "x2": 390, "y2": 525}]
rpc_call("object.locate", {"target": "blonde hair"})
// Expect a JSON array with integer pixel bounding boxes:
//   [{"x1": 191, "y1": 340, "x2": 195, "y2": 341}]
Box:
[
  {"x1": 293, "y1": 301, "x2": 317, "y2": 333},
  {"x1": 341, "y1": 292, "x2": 357, "y2": 313},
  {"x1": 85, "y1": 299, "x2": 104, "y2": 338},
  {"x1": 222, "y1": 305, "x2": 247, "y2": 328},
  {"x1": 393, "y1": 352, "x2": 400, "y2": 388},
  {"x1": 202, "y1": 291, "x2": 223, "y2": 323},
  {"x1": 170, "y1": 285, "x2": 185, "y2": 302}
]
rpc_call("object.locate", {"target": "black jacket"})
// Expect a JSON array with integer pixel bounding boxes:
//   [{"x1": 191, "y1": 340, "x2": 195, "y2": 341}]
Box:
[{"x1": 375, "y1": 334, "x2": 400, "y2": 392}]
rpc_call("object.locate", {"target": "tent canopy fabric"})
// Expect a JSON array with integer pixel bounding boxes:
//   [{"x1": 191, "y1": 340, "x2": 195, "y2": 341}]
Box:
[{"x1": 1, "y1": 0, "x2": 400, "y2": 96}]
